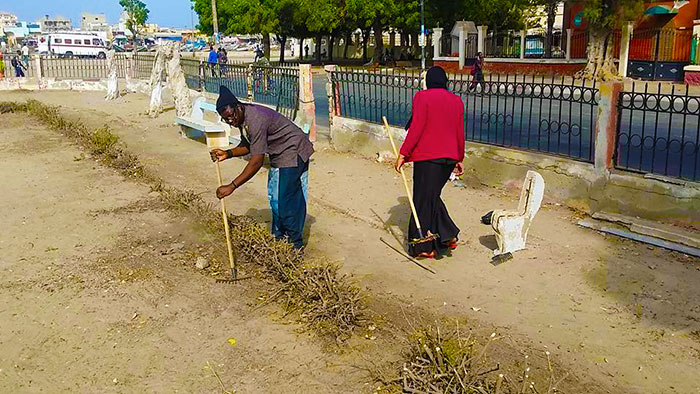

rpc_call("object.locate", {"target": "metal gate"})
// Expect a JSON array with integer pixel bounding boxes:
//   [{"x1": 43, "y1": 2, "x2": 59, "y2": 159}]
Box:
[{"x1": 627, "y1": 28, "x2": 692, "y2": 81}]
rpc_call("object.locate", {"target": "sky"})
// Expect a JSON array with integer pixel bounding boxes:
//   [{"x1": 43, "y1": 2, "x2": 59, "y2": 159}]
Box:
[{"x1": 3, "y1": 0, "x2": 197, "y2": 29}]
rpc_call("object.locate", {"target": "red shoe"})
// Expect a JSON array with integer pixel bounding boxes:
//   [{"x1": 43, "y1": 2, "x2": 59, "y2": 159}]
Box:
[
  {"x1": 449, "y1": 239, "x2": 459, "y2": 250},
  {"x1": 416, "y1": 250, "x2": 436, "y2": 259}
]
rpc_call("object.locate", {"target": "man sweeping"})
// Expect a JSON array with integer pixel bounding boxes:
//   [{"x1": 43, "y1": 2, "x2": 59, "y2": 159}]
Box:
[{"x1": 210, "y1": 86, "x2": 313, "y2": 249}]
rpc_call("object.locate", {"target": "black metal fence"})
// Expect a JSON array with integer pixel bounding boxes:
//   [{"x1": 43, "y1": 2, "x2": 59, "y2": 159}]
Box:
[
  {"x1": 201, "y1": 61, "x2": 249, "y2": 99},
  {"x1": 484, "y1": 30, "x2": 565, "y2": 59},
  {"x1": 330, "y1": 68, "x2": 598, "y2": 162},
  {"x1": 184, "y1": 61, "x2": 300, "y2": 120},
  {"x1": 617, "y1": 82, "x2": 700, "y2": 181},
  {"x1": 251, "y1": 65, "x2": 300, "y2": 120},
  {"x1": 180, "y1": 58, "x2": 201, "y2": 90},
  {"x1": 484, "y1": 31, "x2": 521, "y2": 58}
]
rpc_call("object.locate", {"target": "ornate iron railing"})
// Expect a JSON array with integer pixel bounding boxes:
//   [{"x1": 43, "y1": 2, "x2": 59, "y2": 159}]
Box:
[
  {"x1": 190, "y1": 62, "x2": 300, "y2": 120},
  {"x1": 484, "y1": 31, "x2": 521, "y2": 58},
  {"x1": 617, "y1": 82, "x2": 700, "y2": 181},
  {"x1": 201, "y1": 61, "x2": 249, "y2": 99},
  {"x1": 251, "y1": 65, "x2": 300, "y2": 120},
  {"x1": 330, "y1": 69, "x2": 598, "y2": 162}
]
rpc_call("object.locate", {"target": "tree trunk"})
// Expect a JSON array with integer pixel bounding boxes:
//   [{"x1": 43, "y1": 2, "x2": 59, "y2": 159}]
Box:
[
  {"x1": 577, "y1": 31, "x2": 620, "y2": 81},
  {"x1": 343, "y1": 32, "x2": 351, "y2": 59},
  {"x1": 278, "y1": 35, "x2": 287, "y2": 63},
  {"x1": 299, "y1": 38, "x2": 304, "y2": 60},
  {"x1": 372, "y1": 20, "x2": 384, "y2": 63},
  {"x1": 262, "y1": 33, "x2": 271, "y2": 59},
  {"x1": 362, "y1": 29, "x2": 370, "y2": 63},
  {"x1": 411, "y1": 32, "x2": 419, "y2": 58},
  {"x1": 315, "y1": 34, "x2": 322, "y2": 63},
  {"x1": 545, "y1": 0, "x2": 557, "y2": 58},
  {"x1": 328, "y1": 34, "x2": 335, "y2": 62}
]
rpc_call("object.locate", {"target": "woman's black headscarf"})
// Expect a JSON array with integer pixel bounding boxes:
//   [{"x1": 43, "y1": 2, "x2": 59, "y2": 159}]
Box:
[
  {"x1": 405, "y1": 66, "x2": 449, "y2": 130},
  {"x1": 425, "y1": 66, "x2": 448, "y2": 89}
]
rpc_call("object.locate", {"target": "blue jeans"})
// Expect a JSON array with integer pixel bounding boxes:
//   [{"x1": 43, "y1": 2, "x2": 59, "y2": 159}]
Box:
[{"x1": 267, "y1": 156, "x2": 309, "y2": 249}]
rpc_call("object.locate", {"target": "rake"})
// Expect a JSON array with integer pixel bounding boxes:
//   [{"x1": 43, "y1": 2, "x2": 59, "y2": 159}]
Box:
[{"x1": 214, "y1": 160, "x2": 242, "y2": 283}]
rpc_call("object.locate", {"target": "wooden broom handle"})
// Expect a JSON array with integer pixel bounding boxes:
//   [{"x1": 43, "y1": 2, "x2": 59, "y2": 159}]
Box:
[
  {"x1": 383, "y1": 117, "x2": 424, "y2": 235},
  {"x1": 216, "y1": 160, "x2": 236, "y2": 271}
]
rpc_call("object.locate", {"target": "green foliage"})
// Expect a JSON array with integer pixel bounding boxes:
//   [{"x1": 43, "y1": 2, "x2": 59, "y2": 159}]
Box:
[
  {"x1": 119, "y1": 0, "x2": 150, "y2": 38},
  {"x1": 581, "y1": 0, "x2": 644, "y2": 31}
]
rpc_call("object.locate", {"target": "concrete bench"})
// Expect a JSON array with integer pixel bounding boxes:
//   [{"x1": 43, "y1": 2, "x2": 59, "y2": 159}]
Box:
[{"x1": 175, "y1": 96, "x2": 238, "y2": 149}]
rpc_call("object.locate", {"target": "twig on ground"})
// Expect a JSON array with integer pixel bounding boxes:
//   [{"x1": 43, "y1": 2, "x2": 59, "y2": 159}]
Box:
[{"x1": 380, "y1": 237, "x2": 436, "y2": 274}]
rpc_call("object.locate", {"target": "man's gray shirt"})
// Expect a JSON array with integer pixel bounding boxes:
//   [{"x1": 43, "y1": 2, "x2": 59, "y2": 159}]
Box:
[{"x1": 241, "y1": 104, "x2": 313, "y2": 168}]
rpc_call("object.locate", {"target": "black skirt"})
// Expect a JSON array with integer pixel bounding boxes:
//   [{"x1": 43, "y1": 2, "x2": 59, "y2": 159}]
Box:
[{"x1": 408, "y1": 159, "x2": 461, "y2": 256}]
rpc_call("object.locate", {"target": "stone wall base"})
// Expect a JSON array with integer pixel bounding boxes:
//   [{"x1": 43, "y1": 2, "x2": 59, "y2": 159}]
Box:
[
  {"x1": 435, "y1": 59, "x2": 587, "y2": 76},
  {"x1": 329, "y1": 115, "x2": 700, "y2": 226}
]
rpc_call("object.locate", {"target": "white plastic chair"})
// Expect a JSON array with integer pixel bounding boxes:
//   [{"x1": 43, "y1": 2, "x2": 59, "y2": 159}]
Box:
[{"x1": 491, "y1": 170, "x2": 545, "y2": 255}]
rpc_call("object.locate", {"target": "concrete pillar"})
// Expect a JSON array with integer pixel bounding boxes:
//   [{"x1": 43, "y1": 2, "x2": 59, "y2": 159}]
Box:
[
  {"x1": 618, "y1": 22, "x2": 634, "y2": 77},
  {"x1": 458, "y1": 27, "x2": 466, "y2": 70},
  {"x1": 566, "y1": 28, "x2": 572, "y2": 60},
  {"x1": 297, "y1": 64, "x2": 316, "y2": 141},
  {"x1": 477, "y1": 25, "x2": 488, "y2": 54},
  {"x1": 35, "y1": 55, "x2": 42, "y2": 79},
  {"x1": 324, "y1": 64, "x2": 339, "y2": 126},
  {"x1": 198, "y1": 60, "x2": 204, "y2": 91},
  {"x1": 594, "y1": 82, "x2": 624, "y2": 173},
  {"x1": 246, "y1": 64, "x2": 254, "y2": 101},
  {"x1": 433, "y1": 27, "x2": 443, "y2": 59},
  {"x1": 692, "y1": 20, "x2": 700, "y2": 64},
  {"x1": 520, "y1": 30, "x2": 526, "y2": 59}
]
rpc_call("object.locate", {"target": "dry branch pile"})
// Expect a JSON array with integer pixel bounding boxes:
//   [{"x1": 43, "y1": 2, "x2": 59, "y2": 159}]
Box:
[
  {"x1": 2, "y1": 99, "x2": 365, "y2": 342},
  {"x1": 393, "y1": 323, "x2": 566, "y2": 394}
]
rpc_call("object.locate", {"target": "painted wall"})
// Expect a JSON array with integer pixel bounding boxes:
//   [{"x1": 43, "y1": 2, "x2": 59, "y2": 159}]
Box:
[
  {"x1": 566, "y1": 0, "x2": 698, "y2": 31},
  {"x1": 434, "y1": 59, "x2": 586, "y2": 76}
]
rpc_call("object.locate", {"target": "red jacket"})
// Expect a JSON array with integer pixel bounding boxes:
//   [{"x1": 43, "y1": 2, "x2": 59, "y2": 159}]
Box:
[{"x1": 399, "y1": 88, "x2": 465, "y2": 162}]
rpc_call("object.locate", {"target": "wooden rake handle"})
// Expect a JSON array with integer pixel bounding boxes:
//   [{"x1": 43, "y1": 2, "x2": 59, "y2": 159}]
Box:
[
  {"x1": 382, "y1": 116, "x2": 425, "y2": 237},
  {"x1": 215, "y1": 160, "x2": 236, "y2": 273}
]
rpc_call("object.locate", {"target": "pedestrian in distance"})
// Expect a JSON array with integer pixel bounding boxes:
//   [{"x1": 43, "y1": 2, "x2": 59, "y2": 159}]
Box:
[
  {"x1": 21, "y1": 43, "x2": 29, "y2": 68},
  {"x1": 469, "y1": 52, "x2": 485, "y2": 91},
  {"x1": 11, "y1": 55, "x2": 26, "y2": 77},
  {"x1": 208, "y1": 45, "x2": 219, "y2": 76},
  {"x1": 396, "y1": 66, "x2": 465, "y2": 259},
  {"x1": 209, "y1": 86, "x2": 314, "y2": 250},
  {"x1": 218, "y1": 47, "x2": 228, "y2": 76}
]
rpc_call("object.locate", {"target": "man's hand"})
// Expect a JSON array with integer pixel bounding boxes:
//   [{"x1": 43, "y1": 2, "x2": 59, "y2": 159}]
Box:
[
  {"x1": 395, "y1": 155, "x2": 406, "y2": 173},
  {"x1": 216, "y1": 183, "x2": 235, "y2": 199},
  {"x1": 453, "y1": 162, "x2": 465, "y2": 176},
  {"x1": 210, "y1": 149, "x2": 229, "y2": 162}
]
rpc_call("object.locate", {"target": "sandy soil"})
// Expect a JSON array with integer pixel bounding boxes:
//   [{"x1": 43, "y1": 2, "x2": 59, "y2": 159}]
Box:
[
  {"x1": 2, "y1": 90, "x2": 700, "y2": 393},
  {"x1": 0, "y1": 114, "x2": 369, "y2": 393}
]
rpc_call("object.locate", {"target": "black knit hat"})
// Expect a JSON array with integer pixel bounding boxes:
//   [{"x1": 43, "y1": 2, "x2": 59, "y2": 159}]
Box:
[{"x1": 216, "y1": 85, "x2": 240, "y2": 114}]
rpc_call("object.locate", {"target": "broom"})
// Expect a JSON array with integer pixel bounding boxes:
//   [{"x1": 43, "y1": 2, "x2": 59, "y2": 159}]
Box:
[{"x1": 383, "y1": 116, "x2": 438, "y2": 245}]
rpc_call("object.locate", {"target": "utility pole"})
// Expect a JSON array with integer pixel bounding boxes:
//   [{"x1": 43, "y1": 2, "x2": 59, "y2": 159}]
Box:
[
  {"x1": 420, "y1": 0, "x2": 425, "y2": 70},
  {"x1": 211, "y1": 0, "x2": 219, "y2": 38}
]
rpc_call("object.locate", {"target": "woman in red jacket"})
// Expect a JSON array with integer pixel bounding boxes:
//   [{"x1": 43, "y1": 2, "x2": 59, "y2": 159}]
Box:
[{"x1": 396, "y1": 66, "x2": 465, "y2": 258}]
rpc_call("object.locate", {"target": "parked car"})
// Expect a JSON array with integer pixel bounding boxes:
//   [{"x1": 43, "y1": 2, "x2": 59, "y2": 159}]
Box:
[{"x1": 38, "y1": 33, "x2": 107, "y2": 58}]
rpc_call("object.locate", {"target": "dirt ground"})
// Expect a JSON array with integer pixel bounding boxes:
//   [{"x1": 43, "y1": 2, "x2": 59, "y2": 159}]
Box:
[
  {"x1": 2, "y1": 90, "x2": 700, "y2": 394},
  {"x1": 0, "y1": 113, "x2": 370, "y2": 393}
]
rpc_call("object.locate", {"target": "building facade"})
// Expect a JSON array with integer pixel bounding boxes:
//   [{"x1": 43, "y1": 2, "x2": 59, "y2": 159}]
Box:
[
  {"x1": 38, "y1": 15, "x2": 71, "y2": 33},
  {"x1": 81, "y1": 12, "x2": 109, "y2": 31},
  {"x1": 0, "y1": 12, "x2": 18, "y2": 27}
]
